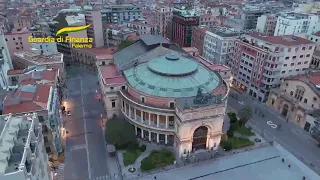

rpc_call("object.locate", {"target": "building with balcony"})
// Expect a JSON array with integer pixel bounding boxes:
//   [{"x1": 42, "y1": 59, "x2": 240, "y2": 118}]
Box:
[
  {"x1": 266, "y1": 72, "x2": 320, "y2": 131},
  {"x1": 101, "y1": 4, "x2": 142, "y2": 25},
  {"x1": 310, "y1": 50, "x2": 320, "y2": 72},
  {"x1": 0, "y1": 113, "x2": 51, "y2": 180},
  {"x1": 229, "y1": 33, "x2": 316, "y2": 102},
  {"x1": 2, "y1": 68, "x2": 64, "y2": 168},
  {"x1": 203, "y1": 27, "x2": 239, "y2": 65},
  {"x1": 274, "y1": 12, "x2": 320, "y2": 36},
  {"x1": 256, "y1": 14, "x2": 278, "y2": 36},
  {"x1": 98, "y1": 35, "x2": 229, "y2": 156},
  {"x1": 155, "y1": 6, "x2": 173, "y2": 37},
  {"x1": 85, "y1": 10, "x2": 104, "y2": 48}
]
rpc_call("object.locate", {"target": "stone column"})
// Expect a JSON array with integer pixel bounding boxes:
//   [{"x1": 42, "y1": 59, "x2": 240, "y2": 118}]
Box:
[
  {"x1": 124, "y1": 103, "x2": 126, "y2": 114},
  {"x1": 140, "y1": 110, "x2": 143, "y2": 122},
  {"x1": 135, "y1": 126, "x2": 137, "y2": 135},
  {"x1": 157, "y1": 114, "x2": 159, "y2": 128},
  {"x1": 134, "y1": 108, "x2": 137, "y2": 121},
  {"x1": 148, "y1": 113, "x2": 151, "y2": 126},
  {"x1": 165, "y1": 134, "x2": 168, "y2": 144},
  {"x1": 157, "y1": 133, "x2": 159, "y2": 143},
  {"x1": 129, "y1": 106, "x2": 131, "y2": 117},
  {"x1": 166, "y1": 116, "x2": 168, "y2": 129},
  {"x1": 149, "y1": 131, "x2": 151, "y2": 141},
  {"x1": 141, "y1": 129, "x2": 144, "y2": 138}
]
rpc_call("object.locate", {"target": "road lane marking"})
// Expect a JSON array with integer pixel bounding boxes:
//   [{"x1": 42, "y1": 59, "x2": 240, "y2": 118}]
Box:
[
  {"x1": 80, "y1": 75, "x2": 92, "y2": 179},
  {"x1": 70, "y1": 144, "x2": 86, "y2": 151},
  {"x1": 267, "y1": 121, "x2": 277, "y2": 128}
]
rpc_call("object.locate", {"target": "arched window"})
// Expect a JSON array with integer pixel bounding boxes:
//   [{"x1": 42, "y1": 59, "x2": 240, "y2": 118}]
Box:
[{"x1": 141, "y1": 96, "x2": 145, "y2": 103}]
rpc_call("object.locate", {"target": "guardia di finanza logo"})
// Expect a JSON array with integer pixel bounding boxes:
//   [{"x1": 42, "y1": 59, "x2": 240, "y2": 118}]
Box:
[{"x1": 28, "y1": 24, "x2": 94, "y2": 48}]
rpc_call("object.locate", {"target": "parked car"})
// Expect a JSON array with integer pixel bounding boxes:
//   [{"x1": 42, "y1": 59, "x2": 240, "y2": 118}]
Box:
[{"x1": 67, "y1": 111, "x2": 71, "y2": 116}]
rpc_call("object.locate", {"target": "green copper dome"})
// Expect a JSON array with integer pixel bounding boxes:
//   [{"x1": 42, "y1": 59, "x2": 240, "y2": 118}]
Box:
[
  {"x1": 124, "y1": 52, "x2": 221, "y2": 98},
  {"x1": 147, "y1": 53, "x2": 199, "y2": 76}
]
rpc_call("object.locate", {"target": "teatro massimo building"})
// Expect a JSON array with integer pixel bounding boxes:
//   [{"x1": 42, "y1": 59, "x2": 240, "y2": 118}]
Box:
[{"x1": 97, "y1": 35, "x2": 230, "y2": 156}]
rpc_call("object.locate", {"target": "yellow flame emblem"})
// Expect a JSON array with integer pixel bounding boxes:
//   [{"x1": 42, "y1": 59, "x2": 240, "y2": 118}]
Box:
[{"x1": 56, "y1": 24, "x2": 91, "y2": 36}]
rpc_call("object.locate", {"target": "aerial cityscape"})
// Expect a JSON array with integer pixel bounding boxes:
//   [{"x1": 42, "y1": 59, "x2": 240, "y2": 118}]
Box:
[{"x1": 0, "y1": 0, "x2": 320, "y2": 180}]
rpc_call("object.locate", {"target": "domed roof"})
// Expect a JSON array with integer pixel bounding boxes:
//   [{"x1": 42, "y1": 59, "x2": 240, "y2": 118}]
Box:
[
  {"x1": 147, "y1": 53, "x2": 198, "y2": 76},
  {"x1": 124, "y1": 52, "x2": 221, "y2": 98}
]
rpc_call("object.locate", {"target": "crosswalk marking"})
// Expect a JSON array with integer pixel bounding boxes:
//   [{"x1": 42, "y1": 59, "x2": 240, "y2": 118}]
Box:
[
  {"x1": 70, "y1": 144, "x2": 86, "y2": 151},
  {"x1": 67, "y1": 89, "x2": 96, "y2": 97},
  {"x1": 89, "y1": 175, "x2": 109, "y2": 180}
]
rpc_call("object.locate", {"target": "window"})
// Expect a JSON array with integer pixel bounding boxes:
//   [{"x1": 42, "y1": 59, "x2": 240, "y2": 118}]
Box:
[
  {"x1": 110, "y1": 87, "x2": 114, "y2": 91},
  {"x1": 102, "y1": 61, "x2": 105, "y2": 65},
  {"x1": 283, "y1": 64, "x2": 287, "y2": 67},
  {"x1": 38, "y1": 116, "x2": 44, "y2": 122},
  {"x1": 281, "y1": 71, "x2": 285, "y2": 74},
  {"x1": 169, "y1": 102, "x2": 175, "y2": 108},
  {"x1": 45, "y1": 147, "x2": 51, "y2": 153},
  {"x1": 141, "y1": 96, "x2": 145, "y2": 103},
  {"x1": 44, "y1": 136, "x2": 48, "y2": 142},
  {"x1": 5, "y1": 38, "x2": 7, "y2": 41},
  {"x1": 304, "y1": 98, "x2": 308, "y2": 103},
  {"x1": 294, "y1": 88, "x2": 304, "y2": 101},
  {"x1": 304, "y1": 61, "x2": 308, "y2": 64},
  {"x1": 297, "y1": 62, "x2": 301, "y2": 65},
  {"x1": 300, "y1": 55, "x2": 303, "y2": 58},
  {"x1": 290, "y1": 63, "x2": 294, "y2": 66},
  {"x1": 285, "y1": 57, "x2": 289, "y2": 60},
  {"x1": 121, "y1": 86, "x2": 126, "y2": 90},
  {"x1": 13, "y1": 38, "x2": 15, "y2": 40},
  {"x1": 111, "y1": 100, "x2": 116, "y2": 108},
  {"x1": 290, "y1": 91, "x2": 293, "y2": 96},
  {"x1": 306, "y1": 54, "x2": 310, "y2": 57}
]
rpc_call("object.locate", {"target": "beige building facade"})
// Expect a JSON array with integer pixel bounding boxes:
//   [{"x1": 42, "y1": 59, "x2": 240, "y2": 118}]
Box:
[{"x1": 267, "y1": 72, "x2": 320, "y2": 131}]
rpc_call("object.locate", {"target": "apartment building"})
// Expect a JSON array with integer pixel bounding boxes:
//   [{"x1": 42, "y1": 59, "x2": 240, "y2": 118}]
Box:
[
  {"x1": 49, "y1": 12, "x2": 87, "y2": 66},
  {"x1": 85, "y1": 10, "x2": 104, "y2": 48},
  {"x1": 199, "y1": 14, "x2": 216, "y2": 26},
  {"x1": 3, "y1": 68, "x2": 64, "y2": 167},
  {"x1": 308, "y1": 31, "x2": 320, "y2": 49},
  {"x1": 239, "y1": 6, "x2": 268, "y2": 30},
  {"x1": 230, "y1": 34, "x2": 316, "y2": 101},
  {"x1": 256, "y1": 14, "x2": 278, "y2": 36},
  {"x1": 191, "y1": 25, "x2": 208, "y2": 56},
  {"x1": 101, "y1": 4, "x2": 142, "y2": 25},
  {"x1": 0, "y1": 114, "x2": 51, "y2": 180},
  {"x1": 126, "y1": 19, "x2": 159, "y2": 36},
  {"x1": 71, "y1": 46, "x2": 117, "y2": 71},
  {"x1": 203, "y1": 28, "x2": 239, "y2": 65},
  {"x1": 267, "y1": 72, "x2": 320, "y2": 132},
  {"x1": 4, "y1": 31, "x2": 32, "y2": 58},
  {"x1": 12, "y1": 15, "x2": 36, "y2": 30},
  {"x1": 274, "y1": 12, "x2": 320, "y2": 36},
  {"x1": 104, "y1": 24, "x2": 137, "y2": 47},
  {"x1": 171, "y1": 7, "x2": 200, "y2": 47},
  {"x1": 155, "y1": 6, "x2": 173, "y2": 37},
  {"x1": 0, "y1": 30, "x2": 13, "y2": 90}
]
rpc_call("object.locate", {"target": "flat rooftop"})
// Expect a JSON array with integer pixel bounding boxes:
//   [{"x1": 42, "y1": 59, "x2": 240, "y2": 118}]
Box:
[
  {"x1": 139, "y1": 145, "x2": 320, "y2": 180},
  {"x1": 14, "y1": 50, "x2": 63, "y2": 65}
]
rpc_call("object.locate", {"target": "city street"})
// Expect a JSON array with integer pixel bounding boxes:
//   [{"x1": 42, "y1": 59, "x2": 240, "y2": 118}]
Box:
[
  {"x1": 63, "y1": 67, "x2": 109, "y2": 180},
  {"x1": 227, "y1": 89, "x2": 320, "y2": 175}
]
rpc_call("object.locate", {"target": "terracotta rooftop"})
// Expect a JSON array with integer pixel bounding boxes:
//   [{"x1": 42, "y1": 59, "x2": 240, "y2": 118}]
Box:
[
  {"x1": 314, "y1": 31, "x2": 320, "y2": 36},
  {"x1": 105, "y1": 24, "x2": 121, "y2": 30},
  {"x1": 3, "y1": 84, "x2": 51, "y2": 115},
  {"x1": 20, "y1": 69, "x2": 57, "y2": 85},
  {"x1": 126, "y1": 35, "x2": 139, "y2": 41},
  {"x1": 7, "y1": 69, "x2": 24, "y2": 75},
  {"x1": 249, "y1": 33, "x2": 314, "y2": 46},
  {"x1": 99, "y1": 65, "x2": 125, "y2": 85}
]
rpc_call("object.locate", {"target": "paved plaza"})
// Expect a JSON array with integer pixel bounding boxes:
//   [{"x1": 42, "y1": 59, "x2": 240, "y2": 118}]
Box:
[
  {"x1": 138, "y1": 145, "x2": 319, "y2": 180},
  {"x1": 227, "y1": 89, "x2": 320, "y2": 174}
]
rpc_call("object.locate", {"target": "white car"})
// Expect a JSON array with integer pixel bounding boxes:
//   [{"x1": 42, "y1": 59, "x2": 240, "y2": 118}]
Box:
[
  {"x1": 238, "y1": 101, "x2": 244, "y2": 105},
  {"x1": 67, "y1": 111, "x2": 71, "y2": 116}
]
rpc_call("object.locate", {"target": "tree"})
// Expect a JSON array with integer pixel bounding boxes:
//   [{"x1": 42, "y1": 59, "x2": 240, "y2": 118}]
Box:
[
  {"x1": 118, "y1": 40, "x2": 135, "y2": 50},
  {"x1": 238, "y1": 106, "x2": 253, "y2": 127},
  {"x1": 105, "y1": 116, "x2": 136, "y2": 148}
]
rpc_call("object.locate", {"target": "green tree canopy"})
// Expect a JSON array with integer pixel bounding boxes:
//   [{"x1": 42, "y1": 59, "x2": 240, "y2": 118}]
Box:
[
  {"x1": 105, "y1": 116, "x2": 136, "y2": 148},
  {"x1": 118, "y1": 40, "x2": 135, "y2": 50},
  {"x1": 238, "y1": 106, "x2": 253, "y2": 126}
]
